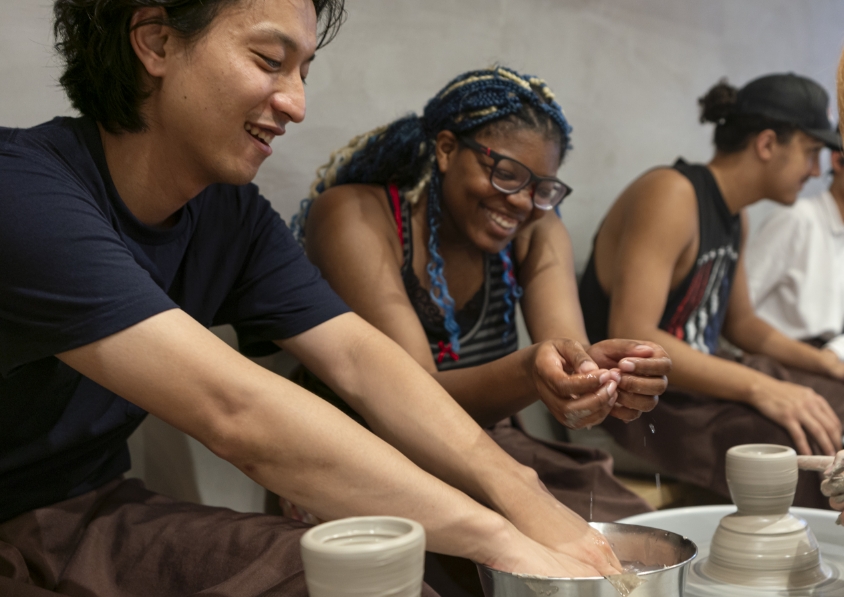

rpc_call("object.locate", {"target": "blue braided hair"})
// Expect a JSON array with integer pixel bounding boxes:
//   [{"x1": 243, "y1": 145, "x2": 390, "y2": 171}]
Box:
[{"x1": 294, "y1": 65, "x2": 572, "y2": 354}]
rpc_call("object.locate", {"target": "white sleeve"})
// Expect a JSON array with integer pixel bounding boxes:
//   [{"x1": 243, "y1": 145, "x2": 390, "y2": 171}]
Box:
[
  {"x1": 744, "y1": 208, "x2": 801, "y2": 307},
  {"x1": 825, "y1": 335, "x2": 844, "y2": 361}
]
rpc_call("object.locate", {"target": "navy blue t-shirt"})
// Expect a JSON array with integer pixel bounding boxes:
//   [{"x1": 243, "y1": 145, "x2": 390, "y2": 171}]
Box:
[{"x1": 0, "y1": 117, "x2": 350, "y2": 522}]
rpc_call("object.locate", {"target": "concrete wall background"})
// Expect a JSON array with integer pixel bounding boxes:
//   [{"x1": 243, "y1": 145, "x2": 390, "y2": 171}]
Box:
[{"x1": 3, "y1": 0, "x2": 843, "y2": 512}]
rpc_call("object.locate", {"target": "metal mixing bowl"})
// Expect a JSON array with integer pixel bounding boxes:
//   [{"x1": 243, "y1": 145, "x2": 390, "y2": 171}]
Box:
[{"x1": 477, "y1": 522, "x2": 697, "y2": 596}]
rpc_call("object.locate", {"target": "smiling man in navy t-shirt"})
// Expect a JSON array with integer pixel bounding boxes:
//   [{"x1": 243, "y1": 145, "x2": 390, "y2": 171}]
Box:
[{"x1": 0, "y1": 1, "x2": 629, "y2": 595}]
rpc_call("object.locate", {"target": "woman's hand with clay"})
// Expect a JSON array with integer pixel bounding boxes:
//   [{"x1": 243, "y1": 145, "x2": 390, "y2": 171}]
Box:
[
  {"x1": 586, "y1": 339, "x2": 671, "y2": 422},
  {"x1": 821, "y1": 451, "x2": 844, "y2": 524},
  {"x1": 529, "y1": 339, "x2": 622, "y2": 430}
]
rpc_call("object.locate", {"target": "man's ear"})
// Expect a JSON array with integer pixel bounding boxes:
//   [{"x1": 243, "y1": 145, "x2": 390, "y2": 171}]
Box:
[
  {"x1": 832, "y1": 149, "x2": 844, "y2": 174},
  {"x1": 434, "y1": 130, "x2": 459, "y2": 174},
  {"x1": 753, "y1": 129, "x2": 779, "y2": 163},
  {"x1": 129, "y1": 7, "x2": 171, "y2": 79}
]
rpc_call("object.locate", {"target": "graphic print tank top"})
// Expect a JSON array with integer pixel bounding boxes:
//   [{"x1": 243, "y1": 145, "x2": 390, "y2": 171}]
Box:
[
  {"x1": 579, "y1": 159, "x2": 741, "y2": 354},
  {"x1": 386, "y1": 184, "x2": 519, "y2": 371}
]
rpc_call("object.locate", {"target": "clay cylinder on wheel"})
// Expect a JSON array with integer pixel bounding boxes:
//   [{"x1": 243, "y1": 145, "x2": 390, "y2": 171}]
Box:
[{"x1": 725, "y1": 444, "x2": 797, "y2": 515}]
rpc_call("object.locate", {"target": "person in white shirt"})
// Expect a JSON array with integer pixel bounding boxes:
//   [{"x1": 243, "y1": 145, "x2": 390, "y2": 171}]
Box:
[{"x1": 746, "y1": 142, "x2": 844, "y2": 362}]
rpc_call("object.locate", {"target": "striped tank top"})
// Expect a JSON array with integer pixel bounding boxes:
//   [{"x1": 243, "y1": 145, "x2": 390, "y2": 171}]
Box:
[{"x1": 386, "y1": 184, "x2": 519, "y2": 371}]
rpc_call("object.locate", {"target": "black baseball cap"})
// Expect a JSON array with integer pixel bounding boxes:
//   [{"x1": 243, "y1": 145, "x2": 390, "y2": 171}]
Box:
[{"x1": 736, "y1": 73, "x2": 841, "y2": 151}]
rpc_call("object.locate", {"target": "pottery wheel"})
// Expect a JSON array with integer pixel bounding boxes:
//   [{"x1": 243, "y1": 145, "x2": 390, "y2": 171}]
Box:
[{"x1": 620, "y1": 506, "x2": 844, "y2": 597}]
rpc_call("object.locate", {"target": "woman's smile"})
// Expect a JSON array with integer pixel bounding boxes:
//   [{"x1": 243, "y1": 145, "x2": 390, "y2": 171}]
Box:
[{"x1": 483, "y1": 205, "x2": 520, "y2": 233}]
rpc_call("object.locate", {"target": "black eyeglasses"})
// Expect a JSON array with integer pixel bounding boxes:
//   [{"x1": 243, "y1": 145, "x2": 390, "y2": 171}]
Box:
[{"x1": 459, "y1": 136, "x2": 573, "y2": 210}]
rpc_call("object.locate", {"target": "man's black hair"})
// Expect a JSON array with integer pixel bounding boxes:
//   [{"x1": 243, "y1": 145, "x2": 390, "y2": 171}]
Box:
[
  {"x1": 698, "y1": 79, "x2": 797, "y2": 154},
  {"x1": 53, "y1": 0, "x2": 346, "y2": 134}
]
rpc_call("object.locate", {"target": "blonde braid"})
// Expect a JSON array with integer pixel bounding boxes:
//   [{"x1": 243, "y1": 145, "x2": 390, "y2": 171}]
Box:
[
  {"x1": 404, "y1": 156, "x2": 434, "y2": 205},
  {"x1": 308, "y1": 124, "x2": 390, "y2": 199}
]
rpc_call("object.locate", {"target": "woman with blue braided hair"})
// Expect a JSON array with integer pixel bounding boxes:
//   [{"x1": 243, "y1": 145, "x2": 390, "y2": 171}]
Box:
[{"x1": 292, "y1": 65, "x2": 671, "y2": 528}]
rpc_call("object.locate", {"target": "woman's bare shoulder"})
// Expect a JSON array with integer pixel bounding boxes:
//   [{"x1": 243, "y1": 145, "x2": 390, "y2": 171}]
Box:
[
  {"x1": 309, "y1": 183, "x2": 392, "y2": 222},
  {"x1": 305, "y1": 183, "x2": 402, "y2": 264},
  {"x1": 307, "y1": 183, "x2": 399, "y2": 238}
]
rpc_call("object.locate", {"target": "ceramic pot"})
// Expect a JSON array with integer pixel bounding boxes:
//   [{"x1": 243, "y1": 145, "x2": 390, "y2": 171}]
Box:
[
  {"x1": 704, "y1": 444, "x2": 829, "y2": 588},
  {"x1": 300, "y1": 516, "x2": 425, "y2": 597},
  {"x1": 725, "y1": 444, "x2": 797, "y2": 515}
]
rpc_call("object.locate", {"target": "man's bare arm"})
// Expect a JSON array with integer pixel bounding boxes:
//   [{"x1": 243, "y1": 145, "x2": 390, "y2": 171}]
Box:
[
  {"x1": 57, "y1": 308, "x2": 620, "y2": 576},
  {"x1": 278, "y1": 311, "x2": 621, "y2": 574},
  {"x1": 604, "y1": 171, "x2": 840, "y2": 455}
]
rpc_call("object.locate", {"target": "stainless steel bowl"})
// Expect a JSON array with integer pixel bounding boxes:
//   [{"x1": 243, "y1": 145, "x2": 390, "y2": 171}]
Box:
[{"x1": 477, "y1": 522, "x2": 697, "y2": 596}]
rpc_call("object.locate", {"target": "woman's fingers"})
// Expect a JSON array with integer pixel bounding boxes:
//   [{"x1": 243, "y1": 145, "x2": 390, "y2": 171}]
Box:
[
  {"x1": 544, "y1": 381, "x2": 618, "y2": 429},
  {"x1": 614, "y1": 390, "x2": 659, "y2": 414},
  {"x1": 534, "y1": 341, "x2": 607, "y2": 396},
  {"x1": 592, "y1": 339, "x2": 656, "y2": 362},
  {"x1": 618, "y1": 356, "x2": 672, "y2": 377},
  {"x1": 550, "y1": 339, "x2": 598, "y2": 375},
  {"x1": 617, "y1": 372, "x2": 668, "y2": 396},
  {"x1": 584, "y1": 340, "x2": 669, "y2": 421},
  {"x1": 608, "y1": 403, "x2": 642, "y2": 422}
]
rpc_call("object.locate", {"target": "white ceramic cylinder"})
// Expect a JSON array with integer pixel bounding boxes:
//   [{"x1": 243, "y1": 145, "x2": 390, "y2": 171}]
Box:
[
  {"x1": 725, "y1": 443, "x2": 797, "y2": 515},
  {"x1": 300, "y1": 516, "x2": 426, "y2": 597},
  {"x1": 704, "y1": 443, "x2": 830, "y2": 588}
]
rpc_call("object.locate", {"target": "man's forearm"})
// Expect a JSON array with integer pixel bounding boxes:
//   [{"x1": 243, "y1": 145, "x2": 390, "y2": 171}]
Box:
[
  {"x1": 292, "y1": 315, "x2": 539, "y2": 508},
  {"x1": 235, "y1": 373, "x2": 513, "y2": 560},
  {"x1": 281, "y1": 313, "x2": 632, "y2": 573},
  {"x1": 611, "y1": 323, "x2": 766, "y2": 403},
  {"x1": 57, "y1": 309, "x2": 516, "y2": 562},
  {"x1": 726, "y1": 316, "x2": 832, "y2": 376}
]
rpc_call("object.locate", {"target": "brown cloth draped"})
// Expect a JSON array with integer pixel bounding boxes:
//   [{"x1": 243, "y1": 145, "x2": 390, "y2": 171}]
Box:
[
  {"x1": 492, "y1": 417, "x2": 652, "y2": 522},
  {"x1": 0, "y1": 477, "x2": 441, "y2": 597},
  {"x1": 601, "y1": 353, "x2": 844, "y2": 509}
]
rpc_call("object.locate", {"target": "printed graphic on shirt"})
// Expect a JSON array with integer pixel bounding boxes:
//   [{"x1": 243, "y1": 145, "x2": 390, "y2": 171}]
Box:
[{"x1": 663, "y1": 245, "x2": 739, "y2": 354}]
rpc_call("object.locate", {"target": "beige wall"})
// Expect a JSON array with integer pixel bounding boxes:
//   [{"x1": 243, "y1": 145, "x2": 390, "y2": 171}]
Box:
[{"x1": 3, "y1": 0, "x2": 843, "y2": 511}]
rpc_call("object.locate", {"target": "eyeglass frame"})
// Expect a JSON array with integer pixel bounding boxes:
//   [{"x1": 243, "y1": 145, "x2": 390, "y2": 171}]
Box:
[{"x1": 458, "y1": 136, "x2": 573, "y2": 210}]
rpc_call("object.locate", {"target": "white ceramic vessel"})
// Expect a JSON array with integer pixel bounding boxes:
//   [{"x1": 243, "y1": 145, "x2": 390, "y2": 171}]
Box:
[
  {"x1": 702, "y1": 444, "x2": 828, "y2": 588},
  {"x1": 621, "y1": 443, "x2": 844, "y2": 596},
  {"x1": 621, "y1": 506, "x2": 844, "y2": 596},
  {"x1": 299, "y1": 516, "x2": 425, "y2": 597}
]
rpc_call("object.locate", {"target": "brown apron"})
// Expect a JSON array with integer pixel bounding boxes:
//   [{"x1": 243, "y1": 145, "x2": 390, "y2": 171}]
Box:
[
  {"x1": 0, "y1": 477, "x2": 440, "y2": 597},
  {"x1": 602, "y1": 353, "x2": 844, "y2": 509},
  {"x1": 492, "y1": 417, "x2": 652, "y2": 521}
]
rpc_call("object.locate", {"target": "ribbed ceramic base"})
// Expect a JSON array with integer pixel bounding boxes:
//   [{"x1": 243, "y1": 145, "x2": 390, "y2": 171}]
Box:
[
  {"x1": 620, "y1": 506, "x2": 844, "y2": 597},
  {"x1": 702, "y1": 512, "x2": 830, "y2": 588}
]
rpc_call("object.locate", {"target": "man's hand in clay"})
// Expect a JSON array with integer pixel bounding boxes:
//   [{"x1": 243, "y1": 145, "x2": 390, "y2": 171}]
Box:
[
  {"x1": 821, "y1": 451, "x2": 844, "y2": 524},
  {"x1": 496, "y1": 488, "x2": 623, "y2": 578},
  {"x1": 529, "y1": 339, "x2": 621, "y2": 430},
  {"x1": 587, "y1": 339, "x2": 671, "y2": 422},
  {"x1": 749, "y1": 379, "x2": 841, "y2": 456},
  {"x1": 486, "y1": 522, "x2": 622, "y2": 579}
]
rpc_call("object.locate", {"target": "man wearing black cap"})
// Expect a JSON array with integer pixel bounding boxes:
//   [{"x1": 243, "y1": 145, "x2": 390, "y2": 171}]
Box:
[{"x1": 578, "y1": 73, "x2": 844, "y2": 509}]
